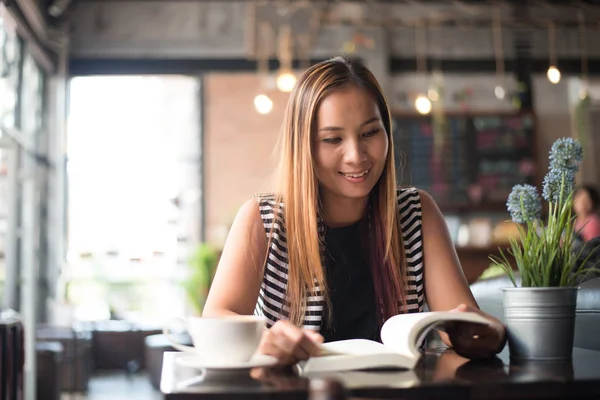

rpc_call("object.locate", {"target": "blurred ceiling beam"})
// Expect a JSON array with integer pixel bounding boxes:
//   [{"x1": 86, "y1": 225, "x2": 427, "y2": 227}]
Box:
[
  {"x1": 68, "y1": 56, "x2": 600, "y2": 76},
  {"x1": 321, "y1": 16, "x2": 600, "y2": 29},
  {"x1": 49, "y1": 0, "x2": 75, "y2": 18},
  {"x1": 245, "y1": 1, "x2": 325, "y2": 60},
  {"x1": 68, "y1": 57, "x2": 332, "y2": 75},
  {"x1": 72, "y1": 0, "x2": 600, "y2": 3},
  {"x1": 13, "y1": 0, "x2": 48, "y2": 38},
  {"x1": 3, "y1": 0, "x2": 56, "y2": 71}
]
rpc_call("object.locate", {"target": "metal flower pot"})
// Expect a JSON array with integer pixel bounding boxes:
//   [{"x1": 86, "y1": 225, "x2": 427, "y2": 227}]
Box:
[{"x1": 501, "y1": 287, "x2": 579, "y2": 361}]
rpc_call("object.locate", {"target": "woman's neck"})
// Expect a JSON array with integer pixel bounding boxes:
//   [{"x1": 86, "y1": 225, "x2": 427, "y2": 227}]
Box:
[{"x1": 320, "y1": 193, "x2": 369, "y2": 228}]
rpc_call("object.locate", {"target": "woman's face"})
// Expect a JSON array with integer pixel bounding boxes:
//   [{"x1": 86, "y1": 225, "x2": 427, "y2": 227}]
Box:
[
  {"x1": 574, "y1": 189, "x2": 593, "y2": 216},
  {"x1": 312, "y1": 85, "x2": 389, "y2": 204}
]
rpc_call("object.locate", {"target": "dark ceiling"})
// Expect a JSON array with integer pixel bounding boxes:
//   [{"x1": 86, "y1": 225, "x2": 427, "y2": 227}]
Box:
[{"x1": 41, "y1": 0, "x2": 600, "y2": 28}]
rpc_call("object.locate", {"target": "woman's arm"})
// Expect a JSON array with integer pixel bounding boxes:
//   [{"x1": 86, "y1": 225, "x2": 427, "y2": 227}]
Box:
[
  {"x1": 202, "y1": 198, "x2": 324, "y2": 365},
  {"x1": 418, "y1": 190, "x2": 506, "y2": 357},
  {"x1": 202, "y1": 199, "x2": 267, "y2": 317}
]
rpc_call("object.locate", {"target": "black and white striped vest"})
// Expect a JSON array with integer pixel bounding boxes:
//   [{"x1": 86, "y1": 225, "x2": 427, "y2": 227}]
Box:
[{"x1": 253, "y1": 187, "x2": 425, "y2": 330}]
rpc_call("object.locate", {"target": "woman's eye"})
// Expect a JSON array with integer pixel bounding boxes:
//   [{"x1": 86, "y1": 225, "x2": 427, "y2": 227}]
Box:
[
  {"x1": 322, "y1": 137, "x2": 342, "y2": 144},
  {"x1": 363, "y1": 129, "x2": 380, "y2": 137}
]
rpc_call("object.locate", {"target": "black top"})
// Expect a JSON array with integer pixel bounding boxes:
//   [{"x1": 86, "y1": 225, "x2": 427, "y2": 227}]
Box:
[{"x1": 319, "y1": 219, "x2": 380, "y2": 343}]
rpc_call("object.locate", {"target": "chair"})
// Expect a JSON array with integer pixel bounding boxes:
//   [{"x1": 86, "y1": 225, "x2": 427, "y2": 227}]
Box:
[
  {"x1": 572, "y1": 236, "x2": 600, "y2": 283},
  {"x1": 35, "y1": 342, "x2": 63, "y2": 400},
  {"x1": 36, "y1": 325, "x2": 92, "y2": 393},
  {"x1": 0, "y1": 309, "x2": 24, "y2": 400}
]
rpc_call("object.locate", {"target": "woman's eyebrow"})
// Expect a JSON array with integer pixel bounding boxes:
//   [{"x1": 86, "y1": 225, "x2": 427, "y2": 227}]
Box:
[{"x1": 317, "y1": 116, "x2": 379, "y2": 132}]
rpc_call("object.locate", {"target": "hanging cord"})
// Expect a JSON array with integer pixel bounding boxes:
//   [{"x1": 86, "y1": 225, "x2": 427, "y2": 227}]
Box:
[
  {"x1": 414, "y1": 22, "x2": 427, "y2": 74},
  {"x1": 492, "y1": 6, "x2": 505, "y2": 84},
  {"x1": 578, "y1": 11, "x2": 588, "y2": 83},
  {"x1": 258, "y1": 22, "x2": 270, "y2": 76},
  {"x1": 548, "y1": 22, "x2": 557, "y2": 68},
  {"x1": 278, "y1": 24, "x2": 293, "y2": 73}
]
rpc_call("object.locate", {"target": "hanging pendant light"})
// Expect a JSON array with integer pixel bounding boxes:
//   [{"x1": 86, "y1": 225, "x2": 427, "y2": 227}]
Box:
[
  {"x1": 547, "y1": 66, "x2": 561, "y2": 84},
  {"x1": 414, "y1": 23, "x2": 431, "y2": 114},
  {"x1": 254, "y1": 94, "x2": 273, "y2": 114},
  {"x1": 276, "y1": 70, "x2": 297, "y2": 93},
  {"x1": 494, "y1": 85, "x2": 506, "y2": 100},
  {"x1": 276, "y1": 25, "x2": 296, "y2": 93},
  {"x1": 547, "y1": 22, "x2": 561, "y2": 84},
  {"x1": 415, "y1": 95, "x2": 432, "y2": 114},
  {"x1": 578, "y1": 11, "x2": 589, "y2": 100},
  {"x1": 254, "y1": 22, "x2": 274, "y2": 115},
  {"x1": 492, "y1": 7, "x2": 506, "y2": 99}
]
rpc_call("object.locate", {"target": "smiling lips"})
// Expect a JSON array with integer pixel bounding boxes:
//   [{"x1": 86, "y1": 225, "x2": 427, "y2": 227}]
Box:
[{"x1": 339, "y1": 168, "x2": 370, "y2": 180}]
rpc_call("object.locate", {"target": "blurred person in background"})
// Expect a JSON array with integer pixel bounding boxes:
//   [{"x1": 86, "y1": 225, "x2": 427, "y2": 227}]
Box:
[{"x1": 574, "y1": 185, "x2": 600, "y2": 243}]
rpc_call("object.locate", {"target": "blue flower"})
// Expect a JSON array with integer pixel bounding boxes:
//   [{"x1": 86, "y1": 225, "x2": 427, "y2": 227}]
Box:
[
  {"x1": 542, "y1": 168, "x2": 575, "y2": 203},
  {"x1": 549, "y1": 138, "x2": 583, "y2": 173},
  {"x1": 507, "y1": 184, "x2": 542, "y2": 224}
]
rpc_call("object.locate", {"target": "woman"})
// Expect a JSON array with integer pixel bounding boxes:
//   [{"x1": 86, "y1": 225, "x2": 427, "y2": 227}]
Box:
[
  {"x1": 203, "y1": 57, "x2": 506, "y2": 365},
  {"x1": 574, "y1": 185, "x2": 600, "y2": 242}
]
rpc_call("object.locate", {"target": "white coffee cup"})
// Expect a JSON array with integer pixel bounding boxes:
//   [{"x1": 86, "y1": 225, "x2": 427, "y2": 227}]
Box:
[{"x1": 163, "y1": 315, "x2": 266, "y2": 365}]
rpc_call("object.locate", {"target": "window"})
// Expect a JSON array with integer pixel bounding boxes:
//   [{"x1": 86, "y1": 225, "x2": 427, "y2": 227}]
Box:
[
  {"x1": 66, "y1": 75, "x2": 202, "y2": 324},
  {"x1": 0, "y1": 7, "x2": 21, "y2": 131},
  {"x1": 0, "y1": 6, "x2": 22, "y2": 307}
]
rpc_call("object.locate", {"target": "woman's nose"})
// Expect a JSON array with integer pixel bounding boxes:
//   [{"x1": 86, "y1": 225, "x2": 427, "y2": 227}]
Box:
[{"x1": 343, "y1": 140, "x2": 367, "y2": 164}]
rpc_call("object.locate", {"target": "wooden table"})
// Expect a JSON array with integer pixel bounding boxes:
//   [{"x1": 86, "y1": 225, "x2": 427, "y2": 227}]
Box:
[{"x1": 160, "y1": 346, "x2": 600, "y2": 399}]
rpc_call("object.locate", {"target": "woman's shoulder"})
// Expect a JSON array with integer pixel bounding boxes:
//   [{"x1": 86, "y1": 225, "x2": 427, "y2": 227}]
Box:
[
  {"x1": 578, "y1": 213, "x2": 600, "y2": 228},
  {"x1": 396, "y1": 187, "x2": 439, "y2": 208},
  {"x1": 583, "y1": 213, "x2": 600, "y2": 231},
  {"x1": 396, "y1": 186, "x2": 428, "y2": 210},
  {"x1": 395, "y1": 187, "x2": 423, "y2": 225},
  {"x1": 396, "y1": 186, "x2": 420, "y2": 201},
  {"x1": 395, "y1": 187, "x2": 443, "y2": 224},
  {"x1": 252, "y1": 193, "x2": 285, "y2": 220},
  {"x1": 253, "y1": 193, "x2": 282, "y2": 204}
]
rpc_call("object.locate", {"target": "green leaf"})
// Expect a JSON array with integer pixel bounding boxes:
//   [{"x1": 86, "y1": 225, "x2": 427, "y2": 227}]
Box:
[
  {"x1": 489, "y1": 247, "x2": 517, "y2": 287},
  {"x1": 182, "y1": 243, "x2": 220, "y2": 315}
]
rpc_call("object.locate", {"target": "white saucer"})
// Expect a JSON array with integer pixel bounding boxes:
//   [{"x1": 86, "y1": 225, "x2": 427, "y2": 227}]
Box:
[{"x1": 176, "y1": 354, "x2": 278, "y2": 370}]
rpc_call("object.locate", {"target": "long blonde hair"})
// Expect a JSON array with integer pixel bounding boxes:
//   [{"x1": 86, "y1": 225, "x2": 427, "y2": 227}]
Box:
[{"x1": 271, "y1": 56, "x2": 406, "y2": 327}]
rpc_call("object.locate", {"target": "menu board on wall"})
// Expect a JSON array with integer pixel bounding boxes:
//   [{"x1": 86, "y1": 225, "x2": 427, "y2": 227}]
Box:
[{"x1": 392, "y1": 113, "x2": 537, "y2": 211}]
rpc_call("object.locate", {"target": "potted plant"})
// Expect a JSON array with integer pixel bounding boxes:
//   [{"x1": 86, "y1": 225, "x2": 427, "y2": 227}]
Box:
[
  {"x1": 490, "y1": 137, "x2": 599, "y2": 360},
  {"x1": 181, "y1": 243, "x2": 219, "y2": 315}
]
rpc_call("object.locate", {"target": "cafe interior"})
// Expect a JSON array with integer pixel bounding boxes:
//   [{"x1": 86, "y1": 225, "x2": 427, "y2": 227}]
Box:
[{"x1": 2, "y1": 0, "x2": 600, "y2": 399}]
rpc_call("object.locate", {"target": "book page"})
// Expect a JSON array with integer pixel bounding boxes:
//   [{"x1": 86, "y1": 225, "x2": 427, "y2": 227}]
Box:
[
  {"x1": 300, "y1": 339, "x2": 420, "y2": 373},
  {"x1": 380, "y1": 311, "x2": 491, "y2": 358},
  {"x1": 318, "y1": 339, "x2": 390, "y2": 356},
  {"x1": 299, "y1": 351, "x2": 418, "y2": 373}
]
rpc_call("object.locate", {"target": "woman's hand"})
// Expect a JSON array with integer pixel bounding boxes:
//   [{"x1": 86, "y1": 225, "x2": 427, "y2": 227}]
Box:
[
  {"x1": 445, "y1": 304, "x2": 507, "y2": 360},
  {"x1": 256, "y1": 320, "x2": 324, "y2": 365}
]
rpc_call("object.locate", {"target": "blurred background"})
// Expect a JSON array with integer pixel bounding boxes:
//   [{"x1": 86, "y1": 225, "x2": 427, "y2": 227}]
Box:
[{"x1": 1, "y1": 0, "x2": 600, "y2": 399}]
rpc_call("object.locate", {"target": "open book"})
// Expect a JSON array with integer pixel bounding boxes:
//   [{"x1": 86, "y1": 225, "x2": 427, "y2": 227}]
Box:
[{"x1": 297, "y1": 311, "x2": 490, "y2": 374}]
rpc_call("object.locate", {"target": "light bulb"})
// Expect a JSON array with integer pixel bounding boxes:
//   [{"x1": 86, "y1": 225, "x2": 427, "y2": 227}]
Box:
[
  {"x1": 276, "y1": 71, "x2": 297, "y2": 92},
  {"x1": 547, "y1": 66, "x2": 561, "y2": 84},
  {"x1": 415, "y1": 95, "x2": 432, "y2": 114},
  {"x1": 579, "y1": 83, "x2": 588, "y2": 100},
  {"x1": 494, "y1": 85, "x2": 505, "y2": 100},
  {"x1": 427, "y1": 88, "x2": 439, "y2": 102},
  {"x1": 254, "y1": 94, "x2": 273, "y2": 115}
]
